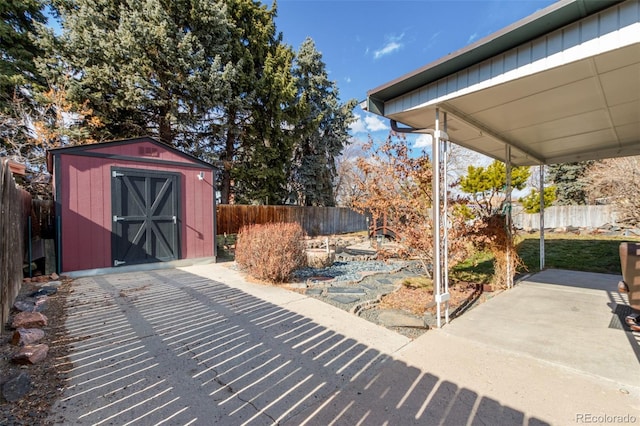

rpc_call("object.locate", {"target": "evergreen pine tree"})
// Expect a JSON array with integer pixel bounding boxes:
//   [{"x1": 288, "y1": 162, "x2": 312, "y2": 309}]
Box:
[
  {"x1": 0, "y1": 0, "x2": 46, "y2": 110},
  {"x1": 547, "y1": 161, "x2": 594, "y2": 205},
  {"x1": 459, "y1": 160, "x2": 530, "y2": 216},
  {"x1": 215, "y1": 0, "x2": 297, "y2": 204},
  {"x1": 42, "y1": 0, "x2": 231, "y2": 147},
  {"x1": 290, "y1": 38, "x2": 356, "y2": 206}
]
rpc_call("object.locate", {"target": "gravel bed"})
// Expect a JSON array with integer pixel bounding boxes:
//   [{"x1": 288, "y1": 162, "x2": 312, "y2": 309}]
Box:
[
  {"x1": 290, "y1": 260, "x2": 431, "y2": 339},
  {"x1": 292, "y1": 260, "x2": 408, "y2": 283}
]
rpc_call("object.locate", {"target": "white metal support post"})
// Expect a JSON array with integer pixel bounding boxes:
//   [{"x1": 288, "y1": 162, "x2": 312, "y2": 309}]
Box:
[
  {"x1": 433, "y1": 109, "x2": 442, "y2": 328},
  {"x1": 539, "y1": 165, "x2": 545, "y2": 270},
  {"x1": 505, "y1": 145, "x2": 513, "y2": 288},
  {"x1": 443, "y1": 113, "x2": 450, "y2": 323},
  {"x1": 433, "y1": 108, "x2": 450, "y2": 328}
]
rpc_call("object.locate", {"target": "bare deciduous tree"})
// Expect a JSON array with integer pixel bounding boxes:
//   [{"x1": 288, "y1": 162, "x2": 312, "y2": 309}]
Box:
[
  {"x1": 351, "y1": 132, "x2": 471, "y2": 277},
  {"x1": 333, "y1": 139, "x2": 368, "y2": 208},
  {"x1": 585, "y1": 156, "x2": 640, "y2": 225},
  {"x1": 1, "y1": 81, "x2": 103, "y2": 197}
]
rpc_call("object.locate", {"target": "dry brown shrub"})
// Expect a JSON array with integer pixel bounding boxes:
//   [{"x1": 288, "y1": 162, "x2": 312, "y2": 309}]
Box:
[
  {"x1": 235, "y1": 222, "x2": 307, "y2": 283},
  {"x1": 470, "y1": 214, "x2": 524, "y2": 289}
]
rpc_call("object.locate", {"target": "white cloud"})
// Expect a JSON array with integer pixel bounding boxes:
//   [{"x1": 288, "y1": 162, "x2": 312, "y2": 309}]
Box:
[
  {"x1": 349, "y1": 115, "x2": 367, "y2": 134},
  {"x1": 423, "y1": 31, "x2": 441, "y2": 51},
  {"x1": 364, "y1": 115, "x2": 388, "y2": 132},
  {"x1": 373, "y1": 33, "x2": 405, "y2": 59},
  {"x1": 467, "y1": 32, "x2": 478, "y2": 44},
  {"x1": 374, "y1": 41, "x2": 402, "y2": 59},
  {"x1": 414, "y1": 133, "x2": 433, "y2": 148},
  {"x1": 349, "y1": 113, "x2": 389, "y2": 134}
]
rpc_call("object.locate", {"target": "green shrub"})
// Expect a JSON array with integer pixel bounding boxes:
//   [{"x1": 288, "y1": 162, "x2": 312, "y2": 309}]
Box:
[{"x1": 235, "y1": 222, "x2": 307, "y2": 283}]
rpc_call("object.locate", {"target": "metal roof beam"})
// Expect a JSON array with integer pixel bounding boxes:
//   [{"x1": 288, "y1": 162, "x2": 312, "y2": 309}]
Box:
[{"x1": 439, "y1": 103, "x2": 546, "y2": 164}]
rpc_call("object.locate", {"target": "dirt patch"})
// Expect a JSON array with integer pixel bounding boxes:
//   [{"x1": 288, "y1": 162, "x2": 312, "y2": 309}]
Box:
[
  {"x1": 0, "y1": 279, "x2": 71, "y2": 425},
  {"x1": 379, "y1": 282, "x2": 480, "y2": 316}
]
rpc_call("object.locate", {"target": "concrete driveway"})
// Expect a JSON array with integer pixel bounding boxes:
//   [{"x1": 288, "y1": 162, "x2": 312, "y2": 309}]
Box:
[{"x1": 49, "y1": 264, "x2": 640, "y2": 425}]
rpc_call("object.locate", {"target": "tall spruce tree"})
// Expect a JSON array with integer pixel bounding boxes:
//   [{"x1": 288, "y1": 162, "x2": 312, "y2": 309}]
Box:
[
  {"x1": 290, "y1": 38, "x2": 356, "y2": 206},
  {"x1": 547, "y1": 161, "x2": 594, "y2": 205},
  {"x1": 0, "y1": 0, "x2": 46, "y2": 110},
  {"x1": 42, "y1": 0, "x2": 231, "y2": 147},
  {"x1": 215, "y1": 0, "x2": 297, "y2": 205},
  {"x1": 230, "y1": 41, "x2": 297, "y2": 204}
]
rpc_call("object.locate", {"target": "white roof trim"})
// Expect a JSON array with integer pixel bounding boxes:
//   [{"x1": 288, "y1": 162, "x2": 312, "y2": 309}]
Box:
[{"x1": 385, "y1": 1, "x2": 640, "y2": 116}]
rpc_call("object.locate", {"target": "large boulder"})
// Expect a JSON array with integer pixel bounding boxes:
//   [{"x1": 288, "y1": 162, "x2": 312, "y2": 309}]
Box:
[
  {"x1": 11, "y1": 312, "x2": 48, "y2": 329},
  {"x1": 11, "y1": 328, "x2": 45, "y2": 346},
  {"x1": 1, "y1": 372, "x2": 32, "y2": 402},
  {"x1": 12, "y1": 344, "x2": 49, "y2": 365}
]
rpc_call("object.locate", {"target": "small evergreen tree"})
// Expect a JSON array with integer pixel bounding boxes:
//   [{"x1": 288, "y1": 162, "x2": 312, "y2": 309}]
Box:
[
  {"x1": 519, "y1": 186, "x2": 557, "y2": 213},
  {"x1": 460, "y1": 160, "x2": 529, "y2": 288},
  {"x1": 459, "y1": 160, "x2": 530, "y2": 217}
]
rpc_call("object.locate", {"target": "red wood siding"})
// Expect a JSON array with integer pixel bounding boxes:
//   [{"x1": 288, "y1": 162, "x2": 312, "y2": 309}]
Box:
[{"x1": 56, "y1": 139, "x2": 214, "y2": 272}]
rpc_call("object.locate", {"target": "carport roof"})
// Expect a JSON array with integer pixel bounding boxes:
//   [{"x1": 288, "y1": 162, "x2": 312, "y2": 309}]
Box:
[{"x1": 365, "y1": 0, "x2": 640, "y2": 166}]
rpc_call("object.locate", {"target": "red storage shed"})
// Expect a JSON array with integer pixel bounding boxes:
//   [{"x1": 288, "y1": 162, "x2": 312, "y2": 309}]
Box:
[{"x1": 47, "y1": 137, "x2": 217, "y2": 275}]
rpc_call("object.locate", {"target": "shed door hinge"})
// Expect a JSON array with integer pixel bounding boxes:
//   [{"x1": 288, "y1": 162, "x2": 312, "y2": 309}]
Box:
[
  {"x1": 114, "y1": 260, "x2": 126, "y2": 267},
  {"x1": 113, "y1": 215, "x2": 124, "y2": 222},
  {"x1": 112, "y1": 171, "x2": 124, "y2": 178}
]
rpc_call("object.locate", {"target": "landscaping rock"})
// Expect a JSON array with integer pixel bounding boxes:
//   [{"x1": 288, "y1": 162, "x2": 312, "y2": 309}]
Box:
[
  {"x1": 11, "y1": 312, "x2": 48, "y2": 329},
  {"x1": 34, "y1": 296, "x2": 48, "y2": 310},
  {"x1": 29, "y1": 286, "x2": 58, "y2": 298},
  {"x1": 2, "y1": 372, "x2": 32, "y2": 402},
  {"x1": 329, "y1": 295, "x2": 361, "y2": 304},
  {"x1": 326, "y1": 287, "x2": 366, "y2": 295},
  {"x1": 12, "y1": 344, "x2": 49, "y2": 365},
  {"x1": 11, "y1": 328, "x2": 45, "y2": 346},
  {"x1": 378, "y1": 309, "x2": 426, "y2": 328},
  {"x1": 14, "y1": 296, "x2": 48, "y2": 312},
  {"x1": 13, "y1": 300, "x2": 36, "y2": 312},
  {"x1": 306, "y1": 249, "x2": 335, "y2": 268}
]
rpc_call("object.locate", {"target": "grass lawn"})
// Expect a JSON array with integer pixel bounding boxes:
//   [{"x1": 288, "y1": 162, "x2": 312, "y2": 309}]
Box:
[{"x1": 452, "y1": 232, "x2": 640, "y2": 284}]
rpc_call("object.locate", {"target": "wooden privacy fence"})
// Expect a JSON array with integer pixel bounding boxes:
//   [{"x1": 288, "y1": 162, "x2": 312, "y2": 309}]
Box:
[
  {"x1": 217, "y1": 205, "x2": 369, "y2": 236},
  {"x1": 0, "y1": 160, "x2": 32, "y2": 331}
]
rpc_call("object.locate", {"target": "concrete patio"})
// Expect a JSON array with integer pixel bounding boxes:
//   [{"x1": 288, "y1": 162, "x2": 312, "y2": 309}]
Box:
[{"x1": 48, "y1": 264, "x2": 640, "y2": 425}]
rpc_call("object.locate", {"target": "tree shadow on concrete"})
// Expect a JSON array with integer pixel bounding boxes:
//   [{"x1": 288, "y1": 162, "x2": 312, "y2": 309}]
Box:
[{"x1": 50, "y1": 268, "x2": 551, "y2": 425}]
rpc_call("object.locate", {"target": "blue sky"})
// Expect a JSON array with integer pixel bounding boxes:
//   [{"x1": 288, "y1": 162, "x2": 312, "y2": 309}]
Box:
[{"x1": 274, "y1": 0, "x2": 556, "y2": 145}]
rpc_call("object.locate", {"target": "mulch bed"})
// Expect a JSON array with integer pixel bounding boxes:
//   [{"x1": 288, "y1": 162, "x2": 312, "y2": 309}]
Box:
[{"x1": 378, "y1": 282, "x2": 480, "y2": 316}]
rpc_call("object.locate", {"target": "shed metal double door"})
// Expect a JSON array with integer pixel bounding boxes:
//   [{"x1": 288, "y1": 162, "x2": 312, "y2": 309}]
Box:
[{"x1": 111, "y1": 167, "x2": 180, "y2": 267}]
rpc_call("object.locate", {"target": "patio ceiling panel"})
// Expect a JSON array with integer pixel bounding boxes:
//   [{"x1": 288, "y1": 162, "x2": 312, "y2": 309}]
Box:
[{"x1": 366, "y1": 0, "x2": 640, "y2": 166}]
